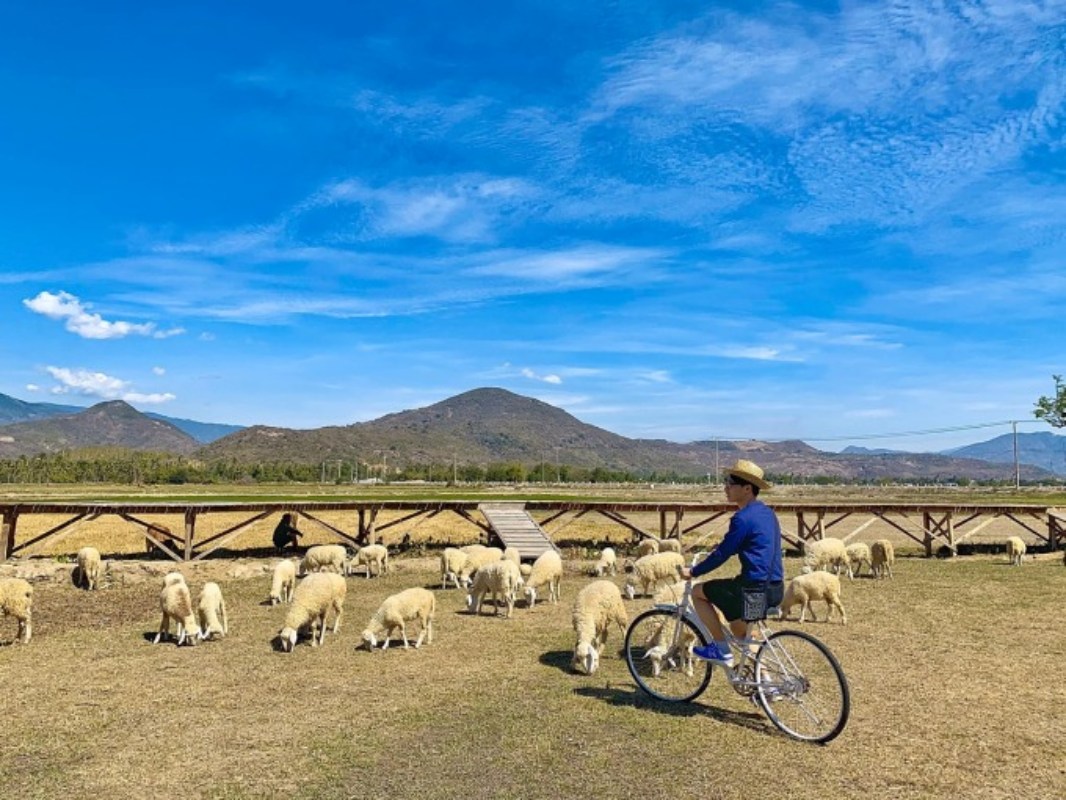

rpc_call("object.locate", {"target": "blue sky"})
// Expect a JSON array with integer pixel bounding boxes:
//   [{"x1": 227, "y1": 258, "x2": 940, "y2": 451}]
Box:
[{"x1": 2, "y1": 2, "x2": 1063, "y2": 453}]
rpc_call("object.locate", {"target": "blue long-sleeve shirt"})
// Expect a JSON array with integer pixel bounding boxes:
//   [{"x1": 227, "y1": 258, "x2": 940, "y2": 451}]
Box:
[{"x1": 691, "y1": 500, "x2": 784, "y2": 583}]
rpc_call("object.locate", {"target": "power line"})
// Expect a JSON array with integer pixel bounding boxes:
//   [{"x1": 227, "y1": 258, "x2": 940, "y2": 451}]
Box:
[{"x1": 710, "y1": 418, "x2": 1045, "y2": 444}]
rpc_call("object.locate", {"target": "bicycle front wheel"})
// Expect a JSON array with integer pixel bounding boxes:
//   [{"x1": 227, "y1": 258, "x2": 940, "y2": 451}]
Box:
[
  {"x1": 754, "y1": 630, "x2": 850, "y2": 743},
  {"x1": 624, "y1": 608, "x2": 713, "y2": 702}
]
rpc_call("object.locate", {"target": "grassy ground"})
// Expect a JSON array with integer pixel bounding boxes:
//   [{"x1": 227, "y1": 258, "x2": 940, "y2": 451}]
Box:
[{"x1": 1, "y1": 550, "x2": 1064, "y2": 799}]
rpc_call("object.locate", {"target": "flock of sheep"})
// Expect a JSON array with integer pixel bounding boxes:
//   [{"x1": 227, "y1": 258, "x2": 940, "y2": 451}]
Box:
[{"x1": 0, "y1": 530, "x2": 1048, "y2": 657}]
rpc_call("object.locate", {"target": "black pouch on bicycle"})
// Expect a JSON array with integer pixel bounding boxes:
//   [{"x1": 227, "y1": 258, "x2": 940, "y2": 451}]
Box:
[{"x1": 741, "y1": 584, "x2": 769, "y2": 622}]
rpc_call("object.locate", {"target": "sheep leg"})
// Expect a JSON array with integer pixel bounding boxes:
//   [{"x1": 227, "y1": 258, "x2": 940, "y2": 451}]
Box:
[
  {"x1": 221, "y1": 601, "x2": 229, "y2": 635},
  {"x1": 154, "y1": 613, "x2": 170, "y2": 644},
  {"x1": 331, "y1": 601, "x2": 343, "y2": 634},
  {"x1": 400, "y1": 622, "x2": 409, "y2": 649}
]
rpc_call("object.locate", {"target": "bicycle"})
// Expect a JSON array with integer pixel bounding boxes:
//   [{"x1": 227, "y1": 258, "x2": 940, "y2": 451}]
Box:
[{"x1": 623, "y1": 567, "x2": 850, "y2": 744}]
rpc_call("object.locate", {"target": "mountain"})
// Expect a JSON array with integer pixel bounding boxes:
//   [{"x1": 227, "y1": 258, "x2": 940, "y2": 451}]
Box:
[
  {"x1": 841, "y1": 446, "x2": 907, "y2": 455},
  {"x1": 196, "y1": 387, "x2": 1056, "y2": 482},
  {"x1": 944, "y1": 432, "x2": 1066, "y2": 476},
  {"x1": 0, "y1": 392, "x2": 242, "y2": 443},
  {"x1": 0, "y1": 401, "x2": 200, "y2": 458}
]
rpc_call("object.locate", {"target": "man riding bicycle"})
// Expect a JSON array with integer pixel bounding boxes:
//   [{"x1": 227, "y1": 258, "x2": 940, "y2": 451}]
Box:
[{"x1": 680, "y1": 459, "x2": 785, "y2": 667}]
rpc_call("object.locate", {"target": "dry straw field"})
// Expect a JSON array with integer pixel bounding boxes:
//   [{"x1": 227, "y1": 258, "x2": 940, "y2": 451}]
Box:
[{"x1": 1, "y1": 483, "x2": 1064, "y2": 799}]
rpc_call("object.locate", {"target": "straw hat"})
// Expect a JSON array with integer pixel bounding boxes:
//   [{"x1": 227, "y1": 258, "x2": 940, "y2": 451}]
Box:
[{"x1": 724, "y1": 459, "x2": 770, "y2": 490}]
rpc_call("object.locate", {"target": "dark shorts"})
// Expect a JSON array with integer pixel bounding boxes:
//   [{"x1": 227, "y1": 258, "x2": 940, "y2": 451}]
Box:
[{"x1": 699, "y1": 577, "x2": 785, "y2": 622}]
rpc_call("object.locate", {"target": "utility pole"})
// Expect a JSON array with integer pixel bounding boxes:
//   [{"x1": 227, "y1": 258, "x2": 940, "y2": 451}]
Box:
[
  {"x1": 453, "y1": 453, "x2": 457, "y2": 484},
  {"x1": 714, "y1": 438, "x2": 720, "y2": 485},
  {"x1": 1012, "y1": 420, "x2": 1020, "y2": 490},
  {"x1": 554, "y1": 446, "x2": 560, "y2": 483}
]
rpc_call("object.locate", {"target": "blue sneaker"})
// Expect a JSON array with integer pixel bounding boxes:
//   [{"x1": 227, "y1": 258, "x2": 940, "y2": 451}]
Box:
[{"x1": 693, "y1": 641, "x2": 734, "y2": 665}]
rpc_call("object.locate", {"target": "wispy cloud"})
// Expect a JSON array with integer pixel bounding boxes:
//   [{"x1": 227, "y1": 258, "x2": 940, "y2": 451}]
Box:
[
  {"x1": 23, "y1": 291, "x2": 185, "y2": 340},
  {"x1": 520, "y1": 368, "x2": 562, "y2": 385},
  {"x1": 43, "y1": 366, "x2": 176, "y2": 405}
]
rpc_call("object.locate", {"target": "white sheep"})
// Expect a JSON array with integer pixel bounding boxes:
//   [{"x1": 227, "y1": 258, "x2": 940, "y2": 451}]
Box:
[
  {"x1": 197, "y1": 582, "x2": 228, "y2": 640},
  {"x1": 523, "y1": 550, "x2": 563, "y2": 607},
  {"x1": 779, "y1": 572, "x2": 847, "y2": 624},
  {"x1": 154, "y1": 580, "x2": 201, "y2": 646},
  {"x1": 593, "y1": 547, "x2": 617, "y2": 577},
  {"x1": 269, "y1": 559, "x2": 297, "y2": 605},
  {"x1": 76, "y1": 546, "x2": 102, "y2": 591},
  {"x1": 871, "y1": 539, "x2": 895, "y2": 579},
  {"x1": 300, "y1": 544, "x2": 348, "y2": 575},
  {"x1": 1005, "y1": 536, "x2": 1026, "y2": 566},
  {"x1": 466, "y1": 559, "x2": 523, "y2": 618},
  {"x1": 440, "y1": 547, "x2": 470, "y2": 589},
  {"x1": 571, "y1": 580, "x2": 628, "y2": 675},
  {"x1": 636, "y1": 538, "x2": 660, "y2": 558},
  {"x1": 164, "y1": 571, "x2": 187, "y2": 588},
  {"x1": 641, "y1": 582, "x2": 698, "y2": 677},
  {"x1": 802, "y1": 537, "x2": 852, "y2": 578},
  {"x1": 457, "y1": 546, "x2": 504, "y2": 584},
  {"x1": 658, "y1": 538, "x2": 682, "y2": 554},
  {"x1": 360, "y1": 587, "x2": 436, "y2": 650},
  {"x1": 276, "y1": 572, "x2": 347, "y2": 652},
  {"x1": 0, "y1": 577, "x2": 33, "y2": 644},
  {"x1": 624, "y1": 551, "x2": 685, "y2": 599},
  {"x1": 354, "y1": 543, "x2": 389, "y2": 578},
  {"x1": 503, "y1": 546, "x2": 522, "y2": 567},
  {"x1": 459, "y1": 543, "x2": 487, "y2": 555},
  {"x1": 845, "y1": 542, "x2": 872, "y2": 579}
]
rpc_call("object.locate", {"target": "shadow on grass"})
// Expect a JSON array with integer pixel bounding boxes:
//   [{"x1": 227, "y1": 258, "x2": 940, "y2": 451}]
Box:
[{"x1": 575, "y1": 683, "x2": 774, "y2": 733}]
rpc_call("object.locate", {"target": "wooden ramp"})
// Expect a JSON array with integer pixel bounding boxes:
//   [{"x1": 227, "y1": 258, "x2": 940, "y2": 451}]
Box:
[{"x1": 478, "y1": 502, "x2": 557, "y2": 561}]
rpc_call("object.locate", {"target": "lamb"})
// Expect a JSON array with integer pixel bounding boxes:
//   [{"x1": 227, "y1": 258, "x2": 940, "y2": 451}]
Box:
[
  {"x1": 624, "y1": 551, "x2": 685, "y2": 599},
  {"x1": 571, "y1": 580, "x2": 629, "y2": 675},
  {"x1": 154, "y1": 579, "x2": 201, "y2": 645},
  {"x1": 779, "y1": 572, "x2": 847, "y2": 624},
  {"x1": 0, "y1": 577, "x2": 33, "y2": 644},
  {"x1": 636, "y1": 538, "x2": 660, "y2": 558},
  {"x1": 360, "y1": 587, "x2": 436, "y2": 650},
  {"x1": 269, "y1": 559, "x2": 297, "y2": 605},
  {"x1": 845, "y1": 542, "x2": 872, "y2": 579},
  {"x1": 658, "y1": 538, "x2": 682, "y2": 554},
  {"x1": 457, "y1": 546, "x2": 504, "y2": 585},
  {"x1": 523, "y1": 550, "x2": 563, "y2": 607},
  {"x1": 300, "y1": 544, "x2": 348, "y2": 576},
  {"x1": 197, "y1": 582, "x2": 228, "y2": 640},
  {"x1": 593, "y1": 547, "x2": 617, "y2": 577},
  {"x1": 802, "y1": 537, "x2": 852, "y2": 578},
  {"x1": 276, "y1": 572, "x2": 347, "y2": 652},
  {"x1": 76, "y1": 546, "x2": 102, "y2": 591},
  {"x1": 354, "y1": 543, "x2": 389, "y2": 578},
  {"x1": 1005, "y1": 536, "x2": 1026, "y2": 566},
  {"x1": 870, "y1": 539, "x2": 895, "y2": 579},
  {"x1": 466, "y1": 559, "x2": 523, "y2": 618},
  {"x1": 440, "y1": 547, "x2": 470, "y2": 589}
]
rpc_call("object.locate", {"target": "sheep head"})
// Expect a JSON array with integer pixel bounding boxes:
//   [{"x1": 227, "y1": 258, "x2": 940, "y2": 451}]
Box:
[
  {"x1": 361, "y1": 630, "x2": 378, "y2": 650},
  {"x1": 574, "y1": 642, "x2": 599, "y2": 675},
  {"x1": 277, "y1": 627, "x2": 298, "y2": 652}
]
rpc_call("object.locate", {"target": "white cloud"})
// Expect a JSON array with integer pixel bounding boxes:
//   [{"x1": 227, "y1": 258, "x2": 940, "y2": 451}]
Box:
[
  {"x1": 43, "y1": 366, "x2": 175, "y2": 405},
  {"x1": 25, "y1": 384, "x2": 39, "y2": 393},
  {"x1": 22, "y1": 290, "x2": 183, "y2": 340},
  {"x1": 152, "y1": 366, "x2": 166, "y2": 376},
  {"x1": 521, "y1": 367, "x2": 562, "y2": 385}
]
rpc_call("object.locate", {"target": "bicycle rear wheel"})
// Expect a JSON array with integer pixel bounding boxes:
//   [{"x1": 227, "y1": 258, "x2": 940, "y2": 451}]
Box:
[
  {"x1": 624, "y1": 608, "x2": 712, "y2": 702},
  {"x1": 754, "y1": 630, "x2": 850, "y2": 743}
]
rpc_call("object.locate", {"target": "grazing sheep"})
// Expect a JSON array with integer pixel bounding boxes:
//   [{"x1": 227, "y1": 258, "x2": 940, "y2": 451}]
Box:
[
  {"x1": 440, "y1": 547, "x2": 470, "y2": 589},
  {"x1": 300, "y1": 544, "x2": 348, "y2": 576},
  {"x1": 154, "y1": 580, "x2": 201, "y2": 646},
  {"x1": 276, "y1": 573, "x2": 347, "y2": 652},
  {"x1": 641, "y1": 582, "x2": 698, "y2": 678},
  {"x1": 523, "y1": 550, "x2": 563, "y2": 607},
  {"x1": 624, "y1": 551, "x2": 685, "y2": 599},
  {"x1": 779, "y1": 572, "x2": 847, "y2": 625},
  {"x1": 519, "y1": 563, "x2": 532, "y2": 579},
  {"x1": 197, "y1": 582, "x2": 228, "y2": 640},
  {"x1": 658, "y1": 538, "x2": 682, "y2": 554},
  {"x1": 0, "y1": 577, "x2": 33, "y2": 644},
  {"x1": 636, "y1": 538, "x2": 660, "y2": 558},
  {"x1": 457, "y1": 547, "x2": 504, "y2": 585},
  {"x1": 870, "y1": 539, "x2": 895, "y2": 579},
  {"x1": 269, "y1": 559, "x2": 297, "y2": 605},
  {"x1": 1005, "y1": 536, "x2": 1026, "y2": 566},
  {"x1": 802, "y1": 537, "x2": 852, "y2": 578},
  {"x1": 145, "y1": 523, "x2": 175, "y2": 557},
  {"x1": 593, "y1": 547, "x2": 617, "y2": 577},
  {"x1": 466, "y1": 559, "x2": 523, "y2": 618},
  {"x1": 354, "y1": 543, "x2": 389, "y2": 578},
  {"x1": 503, "y1": 547, "x2": 522, "y2": 567},
  {"x1": 76, "y1": 546, "x2": 102, "y2": 591},
  {"x1": 459, "y1": 543, "x2": 487, "y2": 555},
  {"x1": 571, "y1": 580, "x2": 629, "y2": 675},
  {"x1": 845, "y1": 542, "x2": 872, "y2": 579},
  {"x1": 360, "y1": 588, "x2": 436, "y2": 650}
]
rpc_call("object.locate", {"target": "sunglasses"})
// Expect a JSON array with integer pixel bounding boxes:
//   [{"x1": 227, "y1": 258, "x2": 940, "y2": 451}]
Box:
[{"x1": 725, "y1": 475, "x2": 751, "y2": 488}]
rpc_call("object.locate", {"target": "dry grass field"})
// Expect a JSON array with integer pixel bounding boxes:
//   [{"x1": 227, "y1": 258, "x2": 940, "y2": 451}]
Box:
[{"x1": 2, "y1": 483, "x2": 1064, "y2": 799}]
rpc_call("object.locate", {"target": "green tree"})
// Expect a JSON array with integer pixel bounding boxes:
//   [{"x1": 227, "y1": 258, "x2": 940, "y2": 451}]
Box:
[{"x1": 1034, "y1": 374, "x2": 1066, "y2": 428}]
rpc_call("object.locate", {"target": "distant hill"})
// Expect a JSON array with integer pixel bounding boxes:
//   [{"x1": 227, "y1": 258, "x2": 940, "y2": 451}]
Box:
[
  {"x1": 841, "y1": 446, "x2": 907, "y2": 455},
  {"x1": 0, "y1": 401, "x2": 200, "y2": 458},
  {"x1": 945, "y1": 431, "x2": 1066, "y2": 477},
  {"x1": 0, "y1": 392, "x2": 242, "y2": 443},
  {"x1": 196, "y1": 387, "x2": 1055, "y2": 482}
]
